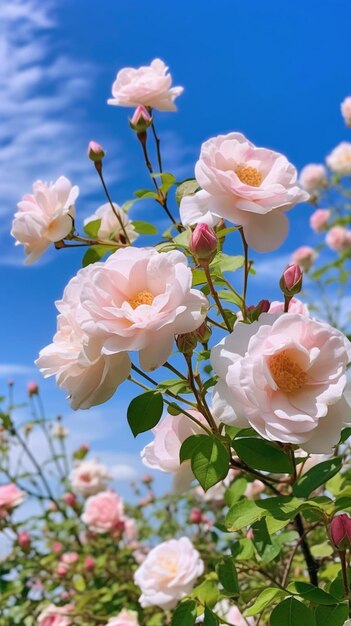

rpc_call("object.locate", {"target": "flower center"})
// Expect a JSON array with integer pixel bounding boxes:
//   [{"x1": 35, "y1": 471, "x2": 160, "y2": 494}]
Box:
[
  {"x1": 268, "y1": 350, "x2": 307, "y2": 394},
  {"x1": 128, "y1": 290, "x2": 154, "y2": 309},
  {"x1": 158, "y1": 555, "x2": 178, "y2": 575},
  {"x1": 236, "y1": 164, "x2": 263, "y2": 187}
]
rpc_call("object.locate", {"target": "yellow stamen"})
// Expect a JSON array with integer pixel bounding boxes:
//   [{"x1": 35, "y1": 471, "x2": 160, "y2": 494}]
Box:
[
  {"x1": 269, "y1": 350, "x2": 306, "y2": 394},
  {"x1": 236, "y1": 164, "x2": 263, "y2": 187},
  {"x1": 128, "y1": 290, "x2": 154, "y2": 309}
]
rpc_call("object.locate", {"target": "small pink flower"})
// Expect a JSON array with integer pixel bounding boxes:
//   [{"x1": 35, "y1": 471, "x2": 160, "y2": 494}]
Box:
[
  {"x1": 291, "y1": 246, "x2": 317, "y2": 271},
  {"x1": 18, "y1": 531, "x2": 31, "y2": 551},
  {"x1": 27, "y1": 381, "x2": 39, "y2": 396},
  {"x1": 310, "y1": 209, "x2": 330, "y2": 233},
  {"x1": 61, "y1": 552, "x2": 79, "y2": 565},
  {"x1": 52, "y1": 541, "x2": 63, "y2": 553},
  {"x1": 326, "y1": 226, "x2": 351, "y2": 252},
  {"x1": 106, "y1": 610, "x2": 140, "y2": 626},
  {"x1": 37, "y1": 603, "x2": 73, "y2": 626},
  {"x1": 326, "y1": 142, "x2": 351, "y2": 176},
  {"x1": 84, "y1": 556, "x2": 96, "y2": 572},
  {"x1": 84, "y1": 202, "x2": 138, "y2": 245},
  {"x1": 70, "y1": 460, "x2": 110, "y2": 497},
  {"x1": 280, "y1": 264, "x2": 303, "y2": 295},
  {"x1": 189, "y1": 223, "x2": 217, "y2": 262},
  {"x1": 245, "y1": 480, "x2": 265, "y2": 499},
  {"x1": 299, "y1": 164, "x2": 328, "y2": 192},
  {"x1": 56, "y1": 563, "x2": 69, "y2": 576},
  {"x1": 246, "y1": 528, "x2": 254, "y2": 540},
  {"x1": 0, "y1": 483, "x2": 25, "y2": 517},
  {"x1": 81, "y1": 490, "x2": 125, "y2": 534},
  {"x1": 189, "y1": 508, "x2": 204, "y2": 523},
  {"x1": 108, "y1": 58, "x2": 183, "y2": 112},
  {"x1": 63, "y1": 492, "x2": 77, "y2": 508},
  {"x1": 341, "y1": 96, "x2": 351, "y2": 127},
  {"x1": 329, "y1": 514, "x2": 351, "y2": 550}
]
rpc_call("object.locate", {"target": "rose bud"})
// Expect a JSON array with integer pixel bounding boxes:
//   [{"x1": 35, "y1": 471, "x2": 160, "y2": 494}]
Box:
[
  {"x1": 194, "y1": 322, "x2": 212, "y2": 344},
  {"x1": 84, "y1": 556, "x2": 96, "y2": 572},
  {"x1": 56, "y1": 563, "x2": 69, "y2": 576},
  {"x1": 129, "y1": 105, "x2": 152, "y2": 132},
  {"x1": 141, "y1": 474, "x2": 153, "y2": 485},
  {"x1": 176, "y1": 331, "x2": 198, "y2": 356},
  {"x1": 88, "y1": 141, "x2": 105, "y2": 163},
  {"x1": 73, "y1": 443, "x2": 89, "y2": 460},
  {"x1": 18, "y1": 531, "x2": 31, "y2": 551},
  {"x1": 189, "y1": 508, "x2": 203, "y2": 524},
  {"x1": 27, "y1": 381, "x2": 39, "y2": 397},
  {"x1": 279, "y1": 264, "x2": 303, "y2": 297},
  {"x1": 329, "y1": 514, "x2": 351, "y2": 550},
  {"x1": 247, "y1": 299, "x2": 270, "y2": 322},
  {"x1": 189, "y1": 223, "x2": 217, "y2": 264},
  {"x1": 63, "y1": 492, "x2": 77, "y2": 508}
]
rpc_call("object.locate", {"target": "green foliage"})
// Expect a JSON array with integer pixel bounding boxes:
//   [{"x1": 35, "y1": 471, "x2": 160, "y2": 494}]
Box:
[
  {"x1": 180, "y1": 434, "x2": 230, "y2": 490},
  {"x1": 232, "y1": 436, "x2": 293, "y2": 473},
  {"x1": 127, "y1": 390, "x2": 163, "y2": 436},
  {"x1": 270, "y1": 597, "x2": 316, "y2": 626}
]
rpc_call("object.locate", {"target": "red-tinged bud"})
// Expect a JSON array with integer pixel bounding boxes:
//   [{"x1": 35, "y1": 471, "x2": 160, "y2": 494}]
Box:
[
  {"x1": 141, "y1": 474, "x2": 153, "y2": 485},
  {"x1": 189, "y1": 508, "x2": 203, "y2": 524},
  {"x1": 247, "y1": 299, "x2": 271, "y2": 322},
  {"x1": 176, "y1": 332, "x2": 198, "y2": 356},
  {"x1": 27, "y1": 381, "x2": 39, "y2": 397},
  {"x1": 73, "y1": 443, "x2": 89, "y2": 460},
  {"x1": 56, "y1": 563, "x2": 69, "y2": 576},
  {"x1": 280, "y1": 264, "x2": 303, "y2": 297},
  {"x1": 18, "y1": 531, "x2": 31, "y2": 551},
  {"x1": 52, "y1": 541, "x2": 63, "y2": 553},
  {"x1": 194, "y1": 322, "x2": 212, "y2": 344},
  {"x1": 88, "y1": 141, "x2": 105, "y2": 163},
  {"x1": 189, "y1": 223, "x2": 217, "y2": 264},
  {"x1": 63, "y1": 492, "x2": 77, "y2": 508},
  {"x1": 84, "y1": 556, "x2": 96, "y2": 572},
  {"x1": 246, "y1": 528, "x2": 254, "y2": 540},
  {"x1": 129, "y1": 105, "x2": 152, "y2": 132},
  {"x1": 329, "y1": 513, "x2": 351, "y2": 550}
]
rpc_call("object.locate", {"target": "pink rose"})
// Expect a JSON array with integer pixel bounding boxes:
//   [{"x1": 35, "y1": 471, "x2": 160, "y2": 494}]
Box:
[
  {"x1": 244, "y1": 480, "x2": 265, "y2": 499},
  {"x1": 84, "y1": 202, "x2": 138, "y2": 245},
  {"x1": 81, "y1": 490, "x2": 125, "y2": 534},
  {"x1": 341, "y1": 96, "x2": 351, "y2": 127},
  {"x1": 0, "y1": 483, "x2": 25, "y2": 517},
  {"x1": 61, "y1": 552, "x2": 79, "y2": 565},
  {"x1": 268, "y1": 298, "x2": 309, "y2": 315},
  {"x1": 180, "y1": 132, "x2": 309, "y2": 252},
  {"x1": 298, "y1": 164, "x2": 328, "y2": 193},
  {"x1": 310, "y1": 209, "x2": 330, "y2": 233},
  {"x1": 326, "y1": 142, "x2": 351, "y2": 176},
  {"x1": 211, "y1": 313, "x2": 351, "y2": 453},
  {"x1": 70, "y1": 459, "x2": 110, "y2": 497},
  {"x1": 108, "y1": 58, "x2": 183, "y2": 112},
  {"x1": 141, "y1": 410, "x2": 208, "y2": 493},
  {"x1": 134, "y1": 537, "x2": 204, "y2": 609},
  {"x1": 291, "y1": 246, "x2": 317, "y2": 271},
  {"x1": 106, "y1": 610, "x2": 140, "y2": 626},
  {"x1": 226, "y1": 604, "x2": 255, "y2": 626},
  {"x1": 11, "y1": 177, "x2": 78, "y2": 264},
  {"x1": 326, "y1": 226, "x2": 351, "y2": 252},
  {"x1": 37, "y1": 604, "x2": 73, "y2": 626}
]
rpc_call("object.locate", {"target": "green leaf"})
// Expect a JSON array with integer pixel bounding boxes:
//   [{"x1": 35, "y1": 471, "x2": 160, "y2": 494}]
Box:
[
  {"x1": 132, "y1": 220, "x2": 158, "y2": 234},
  {"x1": 216, "y1": 557, "x2": 239, "y2": 594},
  {"x1": 210, "y1": 252, "x2": 245, "y2": 273},
  {"x1": 270, "y1": 597, "x2": 316, "y2": 626},
  {"x1": 204, "y1": 605, "x2": 219, "y2": 626},
  {"x1": 83, "y1": 218, "x2": 101, "y2": 237},
  {"x1": 127, "y1": 391, "x2": 163, "y2": 437},
  {"x1": 291, "y1": 582, "x2": 339, "y2": 605},
  {"x1": 175, "y1": 179, "x2": 200, "y2": 206},
  {"x1": 82, "y1": 244, "x2": 115, "y2": 267},
  {"x1": 171, "y1": 600, "x2": 197, "y2": 626},
  {"x1": 245, "y1": 588, "x2": 286, "y2": 617},
  {"x1": 314, "y1": 603, "x2": 348, "y2": 626},
  {"x1": 232, "y1": 437, "x2": 293, "y2": 473},
  {"x1": 224, "y1": 477, "x2": 247, "y2": 506},
  {"x1": 190, "y1": 435, "x2": 230, "y2": 491},
  {"x1": 157, "y1": 378, "x2": 191, "y2": 395},
  {"x1": 160, "y1": 172, "x2": 176, "y2": 194},
  {"x1": 293, "y1": 458, "x2": 342, "y2": 498},
  {"x1": 226, "y1": 496, "x2": 308, "y2": 532},
  {"x1": 180, "y1": 435, "x2": 204, "y2": 463},
  {"x1": 134, "y1": 188, "x2": 158, "y2": 199}
]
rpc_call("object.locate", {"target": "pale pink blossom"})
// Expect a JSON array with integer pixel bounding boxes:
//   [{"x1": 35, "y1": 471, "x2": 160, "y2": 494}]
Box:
[
  {"x1": 81, "y1": 490, "x2": 125, "y2": 534},
  {"x1": 326, "y1": 226, "x2": 351, "y2": 252},
  {"x1": 180, "y1": 132, "x2": 309, "y2": 252},
  {"x1": 84, "y1": 202, "x2": 138, "y2": 245},
  {"x1": 56, "y1": 563, "x2": 69, "y2": 576},
  {"x1": 245, "y1": 480, "x2": 265, "y2": 499},
  {"x1": 310, "y1": 209, "x2": 330, "y2": 233},
  {"x1": 123, "y1": 517, "x2": 138, "y2": 543},
  {"x1": 11, "y1": 177, "x2": 78, "y2": 264},
  {"x1": 61, "y1": 552, "x2": 79, "y2": 565},
  {"x1": 268, "y1": 298, "x2": 309, "y2": 316},
  {"x1": 226, "y1": 604, "x2": 255, "y2": 626},
  {"x1": 70, "y1": 459, "x2": 110, "y2": 497},
  {"x1": 295, "y1": 450, "x2": 330, "y2": 476},
  {"x1": 0, "y1": 483, "x2": 25, "y2": 517},
  {"x1": 37, "y1": 604, "x2": 73, "y2": 626},
  {"x1": 291, "y1": 246, "x2": 317, "y2": 271},
  {"x1": 18, "y1": 531, "x2": 31, "y2": 550},
  {"x1": 141, "y1": 410, "x2": 208, "y2": 493},
  {"x1": 326, "y1": 142, "x2": 351, "y2": 176},
  {"x1": 130, "y1": 105, "x2": 152, "y2": 129},
  {"x1": 106, "y1": 610, "x2": 140, "y2": 626},
  {"x1": 36, "y1": 264, "x2": 131, "y2": 410},
  {"x1": 211, "y1": 313, "x2": 351, "y2": 453},
  {"x1": 108, "y1": 58, "x2": 183, "y2": 112},
  {"x1": 299, "y1": 164, "x2": 328, "y2": 193},
  {"x1": 341, "y1": 96, "x2": 351, "y2": 127},
  {"x1": 134, "y1": 536, "x2": 204, "y2": 609}
]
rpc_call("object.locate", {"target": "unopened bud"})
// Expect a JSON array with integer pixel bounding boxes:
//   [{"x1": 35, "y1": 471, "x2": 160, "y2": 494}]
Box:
[
  {"x1": 189, "y1": 508, "x2": 203, "y2": 524},
  {"x1": 247, "y1": 299, "x2": 270, "y2": 322},
  {"x1": 73, "y1": 443, "x2": 89, "y2": 460},
  {"x1": 27, "y1": 381, "x2": 39, "y2": 397},
  {"x1": 329, "y1": 513, "x2": 351, "y2": 550},
  {"x1": 176, "y1": 332, "x2": 198, "y2": 356},
  {"x1": 18, "y1": 531, "x2": 31, "y2": 551},
  {"x1": 129, "y1": 105, "x2": 152, "y2": 132},
  {"x1": 84, "y1": 556, "x2": 96, "y2": 572},
  {"x1": 194, "y1": 322, "x2": 212, "y2": 344},
  {"x1": 279, "y1": 264, "x2": 303, "y2": 297},
  {"x1": 88, "y1": 141, "x2": 105, "y2": 163},
  {"x1": 189, "y1": 223, "x2": 217, "y2": 264},
  {"x1": 63, "y1": 492, "x2": 77, "y2": 508},
  {"x1": 141, "y1": 474, "x2": 153, "y2": 485}
]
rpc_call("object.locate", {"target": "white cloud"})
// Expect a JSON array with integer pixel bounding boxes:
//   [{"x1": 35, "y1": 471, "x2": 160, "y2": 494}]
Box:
[{"x1": 0, "y1": 363, "x2": 36, "y2": 377}]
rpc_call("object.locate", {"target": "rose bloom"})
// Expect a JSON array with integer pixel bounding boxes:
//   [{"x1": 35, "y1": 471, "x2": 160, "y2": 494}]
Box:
[
  {"x1": 37, "y1": 604, "x2": 73, "y2": 626},
  {"x1": 134, "y1": 537, "x2": 204, "y2": 609},
  {"x1": 106, "y1": 610, "x2": 140, "y2": 626},
  {"x1": 142, "y1": 410, "x2": 214, "y2": 493},
  {"x1": 70, "y1": 459, "x2": 110, "y2": 497},
  {"x1": 180, "y1": 132, "x2": 309, "y2": 252},
  {"x1": 36, "y1": 264, "x2": 130, "y2": 410},
  {"x1": 326, "y1": 142, "x2": 351, "y2": 176},
  {"x1": 108, "y1": 58, "x2": 183, "y2": 112},
  {"x1": 326, "y1": 226, "x2": 351, "y2": 252},
  {"x1": 84, "y1": 202, "x2": 138, "y2": 245},
  {"x1": 310, "y1": 208, "x2": 331, "y2": 233},
  {"x1": 341, "y1": 96, "x2": 351, "y2": 127},
  {"x1": 211, "y1": 313, "x2": 351, "y2": 453},
  {"x1": 81, "y1": 490, "x2": 125, "y2": 534},
  {"x1": 291, "y1": 246, "x2": 317, "y2": 271},
  {"x1": 298, "y1": 164, "x2": 328, "y2": 193},
  {"x1": 268, "y1": 297, "x2": 309, "y2": 316},
  {"x1": 199, "y1": 600, "x2": 255, "y2": 626},
  {"x1": 0, "y1": 483, "x2": 25, "y2": 517},
  {"x1": 11, "y1": 177, "x2": 78, "y2": 264}
]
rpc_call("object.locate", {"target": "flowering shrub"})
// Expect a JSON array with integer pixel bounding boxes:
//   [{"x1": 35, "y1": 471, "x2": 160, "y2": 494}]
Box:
[{"x1": 3, "y1": 57, "x2": 351, "y2": 625}]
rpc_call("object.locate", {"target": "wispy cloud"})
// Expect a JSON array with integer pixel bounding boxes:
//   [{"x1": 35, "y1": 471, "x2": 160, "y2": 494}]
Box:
[{"x1": 0, "y1": 363, "x2": 36, "y2": 377}]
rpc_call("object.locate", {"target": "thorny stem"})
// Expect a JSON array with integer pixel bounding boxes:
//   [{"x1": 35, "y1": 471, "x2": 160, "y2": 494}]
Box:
[
  {"x1": 203, "y1": 263, "x2": 232, "y2": 332},
  {"x1": 184, "y1": 355, "x2": 218, "y2": 433},
  {"x1": 239, "y1": 227, "x2": 250, "y2": 318},
  {"x1": 95, "y1": 165, "x2": 131, "y2": 244},
  {"x1": 151, "y1": 118, "x2": 163, "y2": 173}
]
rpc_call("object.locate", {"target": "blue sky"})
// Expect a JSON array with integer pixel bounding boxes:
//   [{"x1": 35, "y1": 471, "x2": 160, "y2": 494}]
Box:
[{"x1": 1, "y1": 0, "x2": 351, "y2": 496}]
